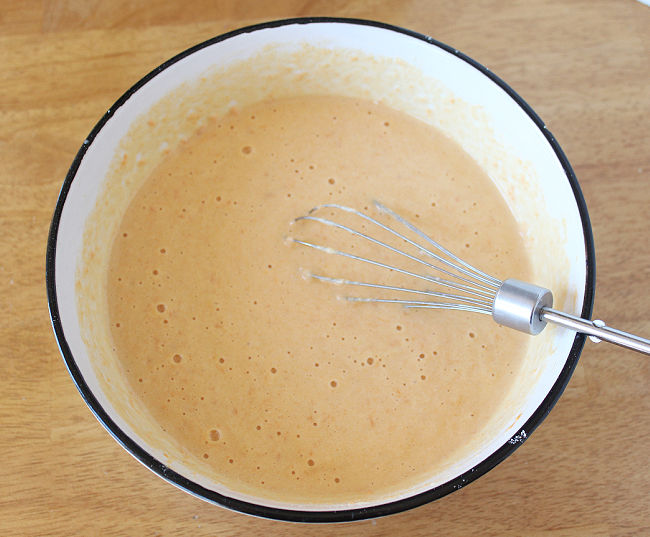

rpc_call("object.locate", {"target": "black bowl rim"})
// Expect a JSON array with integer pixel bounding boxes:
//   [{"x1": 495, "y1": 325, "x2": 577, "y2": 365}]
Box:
[{"x1": 45, "y1": 16, "x2": 596, "y2": 523}]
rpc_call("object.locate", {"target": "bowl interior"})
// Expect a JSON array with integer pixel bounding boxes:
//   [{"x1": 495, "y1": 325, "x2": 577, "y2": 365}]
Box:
[{"x1": 49, "y1": 19, "x2": 590, "y2": 518}]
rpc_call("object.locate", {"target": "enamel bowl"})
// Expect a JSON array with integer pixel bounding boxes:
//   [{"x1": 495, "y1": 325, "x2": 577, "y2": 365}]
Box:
[{"x1": 47, "y1": 18, "x2": 595, "y2": 522}]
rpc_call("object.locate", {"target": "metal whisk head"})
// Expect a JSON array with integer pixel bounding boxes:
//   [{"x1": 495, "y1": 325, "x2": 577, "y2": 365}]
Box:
[
  {"x1": 289, "y1": 201, "x2": 650, "y2": 354},
  {"x1": 291, "y1": 201, "x2": 505, "y2": 315}
]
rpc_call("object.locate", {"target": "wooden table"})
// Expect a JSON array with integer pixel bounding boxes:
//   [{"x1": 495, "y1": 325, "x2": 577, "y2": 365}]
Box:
[{"x1": 2, "y1": 1, "x2": 648, "y2": 535}]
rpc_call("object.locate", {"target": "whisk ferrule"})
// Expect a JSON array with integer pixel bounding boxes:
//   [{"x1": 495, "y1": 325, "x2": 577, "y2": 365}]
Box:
[{"x1": 492, "y1": 279, "x2": 553, "y2": 335}]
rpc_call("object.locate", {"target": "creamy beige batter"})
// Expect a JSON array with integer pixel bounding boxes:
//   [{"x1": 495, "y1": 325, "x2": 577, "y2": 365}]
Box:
[{"x1": 107, "y1": 95, "x2": 531, "y2": 504}]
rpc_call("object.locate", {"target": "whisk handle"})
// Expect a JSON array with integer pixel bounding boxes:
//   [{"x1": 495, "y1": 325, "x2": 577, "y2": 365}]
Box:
[{"x1": 541, "y1": 308, "x2": 650, "y2": 355}]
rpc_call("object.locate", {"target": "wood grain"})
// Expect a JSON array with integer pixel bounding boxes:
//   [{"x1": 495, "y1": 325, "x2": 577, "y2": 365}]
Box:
[{"x1": 1, "y1": 1, "x2": 648, "y2": 535}]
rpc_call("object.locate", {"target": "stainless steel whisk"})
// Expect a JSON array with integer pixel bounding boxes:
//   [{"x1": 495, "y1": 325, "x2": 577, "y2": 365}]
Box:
[{"x1": 290, "y1": 202, "x2": 650, "y2": 355}]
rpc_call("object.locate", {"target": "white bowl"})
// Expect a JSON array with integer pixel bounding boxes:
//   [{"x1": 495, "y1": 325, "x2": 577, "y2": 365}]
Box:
[{"x1": 46, "y1": 18, "x2": 595, "y2": 522}]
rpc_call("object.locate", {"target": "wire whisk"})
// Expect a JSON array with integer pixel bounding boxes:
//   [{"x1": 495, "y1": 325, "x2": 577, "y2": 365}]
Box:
[{"x1": 290, "y1": 202, "x2": 650, "y2": 355}]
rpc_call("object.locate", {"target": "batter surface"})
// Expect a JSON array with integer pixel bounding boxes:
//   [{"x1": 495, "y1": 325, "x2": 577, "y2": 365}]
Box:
[{"x1": 107, "y1": 95, "x2": 531, "y2": 504}]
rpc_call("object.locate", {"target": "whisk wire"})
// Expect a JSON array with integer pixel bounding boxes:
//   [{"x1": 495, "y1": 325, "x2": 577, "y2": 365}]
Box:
[
  {"x1": 308, "y1": 273, "x2": 494, "y2": 312},
  {"x1": 347, "y1": 298, "x2": 494, "y2": 315}
]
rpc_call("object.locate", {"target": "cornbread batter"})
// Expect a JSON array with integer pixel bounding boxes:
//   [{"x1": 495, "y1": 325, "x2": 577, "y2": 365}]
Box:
[{"x1": 107, "y1": 95, "x2": 531, "y2": 504}]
